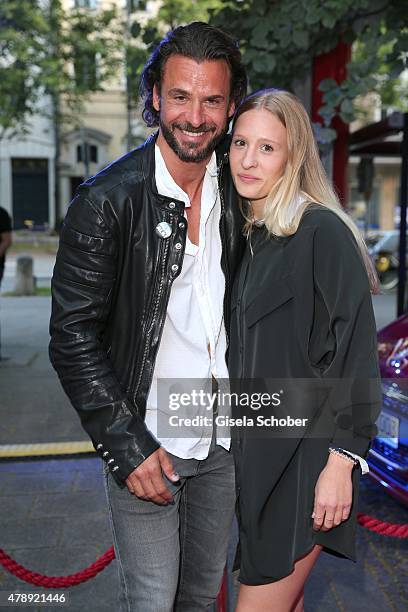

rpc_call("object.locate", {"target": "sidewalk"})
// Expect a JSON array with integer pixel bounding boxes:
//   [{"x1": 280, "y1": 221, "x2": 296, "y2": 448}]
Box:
[
  {"x1": 1, "y1": 458, "x2": 406, "y2": 612},
  {"x1": 1, "y1": 252, "x2": 55, "y2": 294},
  {"x1": 0, "y1": 296, "x2": 86, "y2": 446},
  {"x1": 0, "y1": 459, "x2": 116, "y2": 612},
  {"x1": 0, "y1": 260, "x2": 406, "y2": 611}
]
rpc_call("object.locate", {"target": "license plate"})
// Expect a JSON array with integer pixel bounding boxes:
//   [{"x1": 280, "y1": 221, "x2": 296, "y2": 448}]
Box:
[{"x1": 377, "y1": 412, "x2": 400, "y2": 449}]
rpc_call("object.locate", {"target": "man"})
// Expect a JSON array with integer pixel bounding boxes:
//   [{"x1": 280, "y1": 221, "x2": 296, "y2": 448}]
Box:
[
  {"x1": 49, "y1": 22, "x2": 247, "y2": 611},
  {"x1": 0, "y1": 206, "x2": 12, "y2": 287},
  {"x1": 0, "y1": 206, "x2": 12, "y2": 360}
]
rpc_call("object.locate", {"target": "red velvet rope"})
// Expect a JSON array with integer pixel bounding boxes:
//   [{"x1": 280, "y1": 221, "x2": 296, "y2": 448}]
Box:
[
  {"x1": 0, "y1": 513, "x2": 407, "y2": 588},
  {"x1": 0, "y1": 547, "x2": 115, "y2": 588},
  {"x1": 357, "y1": 512, "x2": 408, "y2": 538}
]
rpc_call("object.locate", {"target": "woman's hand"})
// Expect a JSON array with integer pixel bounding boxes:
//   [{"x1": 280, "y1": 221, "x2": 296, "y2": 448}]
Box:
[{"x1": 312, "y1": 453, "x2": 354, "y2": 532}]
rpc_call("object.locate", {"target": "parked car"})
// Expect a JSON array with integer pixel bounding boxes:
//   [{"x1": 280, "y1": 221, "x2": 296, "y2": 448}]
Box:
[
  {"x1": 368, "y1": 314, "x2": 408, "y2": 505},
  {"x1": 366, "y1": 230, "x2": 408, "y2": 292}
]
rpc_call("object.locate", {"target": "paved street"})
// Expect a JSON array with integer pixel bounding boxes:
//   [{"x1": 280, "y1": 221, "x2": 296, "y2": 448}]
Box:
[
  {"x1": 0, "y1": 296, "x2": 86, "y2": 446},
  {"x1": 0, "y1": 252, "x2": 407, "y2": 611},
  {"x1": 0, "y1": 458, "x2": 406, "y2": 612}
]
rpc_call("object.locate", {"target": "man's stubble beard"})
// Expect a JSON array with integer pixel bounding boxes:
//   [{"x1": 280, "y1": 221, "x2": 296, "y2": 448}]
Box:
[{"x1": 159, "y1": 118, "x2": 229, "y2": 163}]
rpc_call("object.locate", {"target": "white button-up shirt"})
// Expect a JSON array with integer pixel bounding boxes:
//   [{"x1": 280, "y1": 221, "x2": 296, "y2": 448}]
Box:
[{"x1": 144, "y1": 145, "x2": 230, "y2": 459}]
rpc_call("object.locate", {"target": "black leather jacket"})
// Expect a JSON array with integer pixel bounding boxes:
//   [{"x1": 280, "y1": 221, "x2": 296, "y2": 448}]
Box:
[{"x1": 49, "y1": 133, "x2": 245, "y2": 486}]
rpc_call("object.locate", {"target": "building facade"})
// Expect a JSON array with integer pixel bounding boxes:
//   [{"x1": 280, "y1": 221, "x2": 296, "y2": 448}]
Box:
[
  {"x1": 0, "y1": 0, "x2": 157, "y2": 229},
  {"x1": 0, "y1": 98, "x2": 56, "y2": 230},
  {"x1": 57, "y1": 0, "x2": 157, "y2": 222},
  {"x1": 348, "y1": 92, "x2": 404, "y2": 234}
]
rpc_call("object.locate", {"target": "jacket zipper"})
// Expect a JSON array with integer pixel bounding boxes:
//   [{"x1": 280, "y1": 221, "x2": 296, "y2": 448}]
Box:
[
  {"x1": 131, "y1": 155, "x2": 228, "y2": 407},
  {"x1": 132, "y1": 238, "x2": 170, "y2": 403},
  {"x1": 217, "y1": 154, "x2": 231, "y2": 348}
]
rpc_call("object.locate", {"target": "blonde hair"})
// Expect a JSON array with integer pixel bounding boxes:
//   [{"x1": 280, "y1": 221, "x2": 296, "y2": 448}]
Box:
[{"x1": 232, "y1": 88, "x2": 379, "y2": 293}]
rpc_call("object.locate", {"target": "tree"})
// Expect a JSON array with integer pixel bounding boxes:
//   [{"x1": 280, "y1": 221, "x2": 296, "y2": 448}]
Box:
[
  {"x1": 44, "y1": 1, "x2": 122, "y2": 222},
  {"x1": 210, "y1": 0, "x2": 408, "y2": 146},
  {"x1": 140, "y1": 0, "x2": 222, "y2": 46},
  {"x1": 0, "y1": 0, "x2": 123, "y2": 221},
  {"x1": 0, "y1": 1, "x2": 122, "y2": 139},
  {"x1": 0, "y1": 1, "x2": 48, "y2": 140},
  {"x1": 125, "y1": 0, "x2": 223, "y2": 131}
]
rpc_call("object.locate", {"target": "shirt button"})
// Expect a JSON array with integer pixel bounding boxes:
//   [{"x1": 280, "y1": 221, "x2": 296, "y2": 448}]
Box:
[
  {"x1": 171, "y1": 264, "x2": 179, "y2": 272},
  {"x1": 102, "y1": 451, "x2": 109, "y2": 457},
  {"x1": 169, "y1": 202, "x2": 175, "y2": 209},
  {"x1": 96, "y1": 444, "x2": 103, "y2": 450},
  {"x1": 179, "y1": 222, "x2": 185, "y2": 229},
  {"x1": 175, "y1": 243, "x2": 182, "y2": 250}
]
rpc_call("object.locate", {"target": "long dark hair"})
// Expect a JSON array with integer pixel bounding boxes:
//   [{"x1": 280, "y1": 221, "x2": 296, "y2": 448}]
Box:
[{"x1": 140, "y1": 21, "x2": 248, "y2": 127}]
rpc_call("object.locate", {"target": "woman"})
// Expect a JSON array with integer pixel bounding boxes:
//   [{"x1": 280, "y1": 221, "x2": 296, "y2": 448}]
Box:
[{"x1": 228, "y1": 89, "x2": 382, "y2": 611}]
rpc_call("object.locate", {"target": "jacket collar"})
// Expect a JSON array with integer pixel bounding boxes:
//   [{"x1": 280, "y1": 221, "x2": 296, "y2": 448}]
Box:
[{"x1": 140, "y1": 130, "x2": 160, "y2": 195}]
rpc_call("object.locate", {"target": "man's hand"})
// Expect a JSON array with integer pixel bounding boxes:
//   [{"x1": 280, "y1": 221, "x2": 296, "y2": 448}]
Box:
[
  {"x1": 125, "y1": 448, "x2": 180, "y2": 505},
  {"x1": 312, "y1": 453, "x2": 354, "y2": 532}
]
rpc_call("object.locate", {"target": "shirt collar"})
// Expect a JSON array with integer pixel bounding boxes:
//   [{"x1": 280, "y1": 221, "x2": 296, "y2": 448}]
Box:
[
  {"x1": 206, "y1": 152, "x2": 218, "y2": 178},
  {"x1": 155, "y1": 145, "x2": 218, "y2": 208}
]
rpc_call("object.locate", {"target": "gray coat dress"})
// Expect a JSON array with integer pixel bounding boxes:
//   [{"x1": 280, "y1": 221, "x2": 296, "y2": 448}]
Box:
[{"x1": 228, "y1": 205, "x2": 382, "y2": 585}]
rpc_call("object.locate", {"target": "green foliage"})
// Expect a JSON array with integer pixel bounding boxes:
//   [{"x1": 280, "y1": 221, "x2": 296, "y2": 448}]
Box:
[
  {"x1": 352, "y1": 32, "x2": 408, "y2": 115},
  {"x1": 211, "y1": 0, "x2": 408, "y2": 145},
  {"x1": 318, "y1": 16, "x2": 408, "y2": 133},
  {"x1": 51, "y1": 2, "x2": 122, "y2": 111},
  {"x1": 154, "y1": 0, "x2": 222, "y2": 31},
  {"x1": 0, "y1": 1, "x2": 47, "y2": 138},
  {"x1": 0, "y1": 0, "x2": 122, "y2": 139},
  {"x1": 3, "y1": 0, "x2": 407, "y2": 150},
  {"x1": 126, "y1": 0, "x2": 224, "y2": 100}
]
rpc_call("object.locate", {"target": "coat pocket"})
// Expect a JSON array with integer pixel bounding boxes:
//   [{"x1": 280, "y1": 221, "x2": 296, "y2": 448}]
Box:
[{"x1": 246, "y1": 276, "x2": 294, "y2": 328}]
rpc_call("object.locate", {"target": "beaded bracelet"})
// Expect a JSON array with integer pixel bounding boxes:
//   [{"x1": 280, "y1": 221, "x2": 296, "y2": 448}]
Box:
[{"x1": 328, "y1": 447, "x2": 359, "y2": 467}]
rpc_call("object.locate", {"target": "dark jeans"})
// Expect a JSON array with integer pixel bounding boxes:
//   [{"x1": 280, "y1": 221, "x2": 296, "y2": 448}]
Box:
[{"x1": 103, "y1": 440, "x2": 236, "y2": 611}]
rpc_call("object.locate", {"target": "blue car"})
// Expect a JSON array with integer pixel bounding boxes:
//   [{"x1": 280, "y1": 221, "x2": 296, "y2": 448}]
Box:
[{"x1": 368, "y1": 315, "x2": 408, "y2": 506}]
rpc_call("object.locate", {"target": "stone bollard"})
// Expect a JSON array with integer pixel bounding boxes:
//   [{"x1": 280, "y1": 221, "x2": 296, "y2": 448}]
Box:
[{"x1": 13, "y1": 256, "x2": 36, "y2": 296}]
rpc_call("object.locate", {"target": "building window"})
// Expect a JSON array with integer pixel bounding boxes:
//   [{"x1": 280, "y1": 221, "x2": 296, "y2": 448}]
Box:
[
  {"x1": 74, "y1": 50, "x2": 97, "y2": 89},
  {"x1": 90, "y1": 145, "x2": 98, "y2": 163},
  {"x1": 77, "y1": 143, "x2": 98, "y2": 164},
  {"x1": 129, "y1": 0, "x2": 147, "y2": 11},
  {"x1": 75, "y1": 1, "x2": 98, "y2": 8}
]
